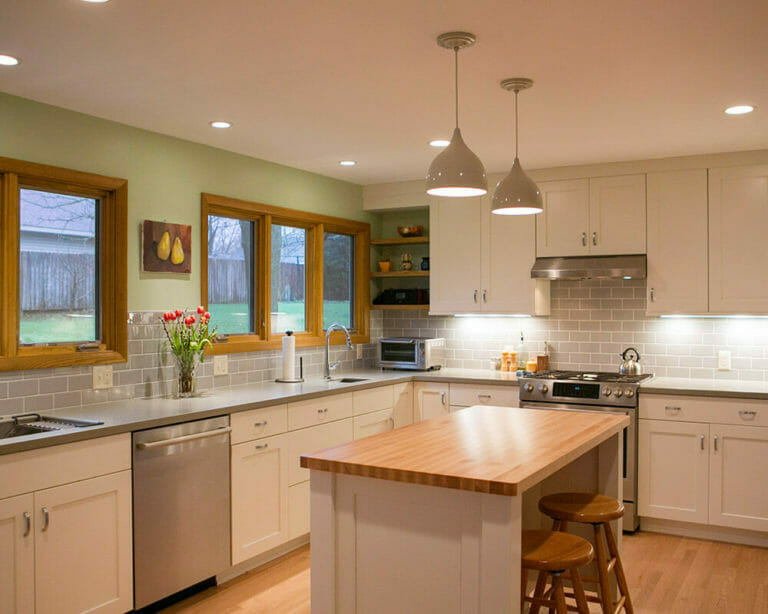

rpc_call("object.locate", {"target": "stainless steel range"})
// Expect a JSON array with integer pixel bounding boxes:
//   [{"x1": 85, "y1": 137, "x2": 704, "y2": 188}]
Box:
[{"x1": 518, "y1": 370, "x2": 653, "y2": 531}]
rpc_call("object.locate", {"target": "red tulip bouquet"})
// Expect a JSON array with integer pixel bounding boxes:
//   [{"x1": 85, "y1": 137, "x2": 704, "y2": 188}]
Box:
[{"x1": 161, "y1": 307, "x2": 217, "y2": 396}]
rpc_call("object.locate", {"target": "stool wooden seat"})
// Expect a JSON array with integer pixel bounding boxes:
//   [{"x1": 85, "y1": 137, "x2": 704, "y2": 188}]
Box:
[
  {"x1": 521, "y1": 530, "x2": 593, "y2": 614},
  {"x1": 538, "y1": 492, "x2": 634, "y2": 614}
]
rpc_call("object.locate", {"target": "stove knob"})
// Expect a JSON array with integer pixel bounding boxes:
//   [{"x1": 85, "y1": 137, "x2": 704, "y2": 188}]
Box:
[
  {"x1": 524, "y1": 383, "x2": 534, "y2": 393},
  {"x1": 538, "y1": 384, "x2": 549, "y2": 393},
  {"x1": 625, "y1": 389, "x2": 635, "y2": 398},
  {"x1": 604, "y1": 387, "x2": 612, "y2": 396},
  {"x1": 615, "y1": 389, "x2": 624, "y2": 398}
]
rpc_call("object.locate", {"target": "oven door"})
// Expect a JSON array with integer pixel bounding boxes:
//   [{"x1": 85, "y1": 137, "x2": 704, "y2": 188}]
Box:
[{"x1": 378, "y1": 339, "x2": 421, "y2": 369}]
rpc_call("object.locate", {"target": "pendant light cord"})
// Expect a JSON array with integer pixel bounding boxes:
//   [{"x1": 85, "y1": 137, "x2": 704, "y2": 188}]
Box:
[
  {"x1": 514, "y1": 89, "x2": 519, "y2": 159},
  {"x1": 454, "y1": 47, "x2": 459, "y2": 128}
]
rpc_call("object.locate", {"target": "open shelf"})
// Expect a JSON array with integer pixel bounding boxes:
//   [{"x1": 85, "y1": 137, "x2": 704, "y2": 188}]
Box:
[
  {"x1": 370, "y1": 304, "x2": 430, "y2": 311},
  {"x1": 370, "y1": 237, "x2": 429, "y2": 245},
  {"x1": 370, "y1": 271, "x2": 429, "y2": 278}
]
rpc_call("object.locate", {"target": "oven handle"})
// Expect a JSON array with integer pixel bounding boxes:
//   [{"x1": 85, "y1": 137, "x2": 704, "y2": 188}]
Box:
[{"x1": 519, "y1": 401, "x2": 630, "y2": 414}]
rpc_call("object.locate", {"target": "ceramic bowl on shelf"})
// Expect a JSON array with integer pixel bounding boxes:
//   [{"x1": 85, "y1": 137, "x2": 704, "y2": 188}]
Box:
[{"x1": 397, "y1": 225, "x2": 424, "y2": 237}]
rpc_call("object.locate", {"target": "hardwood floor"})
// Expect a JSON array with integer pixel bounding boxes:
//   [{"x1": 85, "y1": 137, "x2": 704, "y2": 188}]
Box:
[{"x1": 162, "y1": 532, "x2": 768, "y2": 613}]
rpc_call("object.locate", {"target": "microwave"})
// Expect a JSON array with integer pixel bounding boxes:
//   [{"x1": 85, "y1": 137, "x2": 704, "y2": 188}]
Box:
[{"x1": 378, "y1": 337, "x2": 445, "y2": 371}]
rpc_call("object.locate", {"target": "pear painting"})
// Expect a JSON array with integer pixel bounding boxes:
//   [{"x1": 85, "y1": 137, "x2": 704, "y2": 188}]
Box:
[{"x1": 142, "y1": 220, "x2": 191, "y2": 273}]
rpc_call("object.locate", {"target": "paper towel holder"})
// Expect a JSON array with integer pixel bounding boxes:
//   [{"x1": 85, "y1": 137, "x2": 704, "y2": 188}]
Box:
[{"x1": 275, "y1": 355, "x2": 305, "y2": 384}]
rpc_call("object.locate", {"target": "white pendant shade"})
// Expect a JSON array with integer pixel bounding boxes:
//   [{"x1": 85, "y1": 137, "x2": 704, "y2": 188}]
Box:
[
  {"x1": 426, "y1": 127, "x2": 487, "y2": 197},
  {"x1": 491, "y1": 157, "x2": 542, "y2": 214}
]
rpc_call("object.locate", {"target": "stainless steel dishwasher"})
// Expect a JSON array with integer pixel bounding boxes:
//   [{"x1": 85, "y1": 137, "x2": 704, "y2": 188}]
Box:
[{"x1": 132, "y1": 415, "x2": 231, "y2": 609}]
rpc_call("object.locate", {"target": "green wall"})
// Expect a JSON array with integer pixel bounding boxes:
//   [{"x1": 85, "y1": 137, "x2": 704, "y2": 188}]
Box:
[{"x1": 0, "y1": 92, "x2": 376, "y2": 311}]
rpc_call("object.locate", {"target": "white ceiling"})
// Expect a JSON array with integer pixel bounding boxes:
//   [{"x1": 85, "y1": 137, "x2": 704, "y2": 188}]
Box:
[{"x1": 1, "y1": 0, "x2": 766, "y2": 185}]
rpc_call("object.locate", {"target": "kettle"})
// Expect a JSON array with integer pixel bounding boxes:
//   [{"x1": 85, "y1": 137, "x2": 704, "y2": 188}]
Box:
[{"x1": 619, "y1": 347, "x2": 642, "y2": 375}]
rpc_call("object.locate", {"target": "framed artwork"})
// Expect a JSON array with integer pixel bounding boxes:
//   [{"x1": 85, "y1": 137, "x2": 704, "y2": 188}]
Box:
[{"x1": 142, "y1": 220, "x2": 192, "y2": 273}]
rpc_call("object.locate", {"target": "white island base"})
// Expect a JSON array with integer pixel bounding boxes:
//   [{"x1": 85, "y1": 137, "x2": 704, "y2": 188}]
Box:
[{"x1": 304, "y1": 406, "x2": 625, "y2": 614}]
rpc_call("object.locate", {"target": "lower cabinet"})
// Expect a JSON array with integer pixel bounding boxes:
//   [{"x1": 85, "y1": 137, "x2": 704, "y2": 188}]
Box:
[
  {"x1": 0, "y1": 494, "x2": 34, "y2": 614},
  {"x1": 354, "y1": 408, "x2": 394, "y2": 439},
  {"x1": 414, "y1": 382, "x2": 449, "y2": 421}
]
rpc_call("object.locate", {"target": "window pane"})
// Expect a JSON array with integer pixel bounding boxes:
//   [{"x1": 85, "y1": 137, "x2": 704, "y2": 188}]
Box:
[
  {"x1": 19, "y1": 188, "x2": 98, "y2": 344},
  {"x1": 271, "y1": 225, "x2": 306, "y2": 333},
  {"x1": 323, "y1": 232, "x2": 354, "y2": 330},
  {"x1": 207, "y1": 215, "x2": 254, "y2": 335}
]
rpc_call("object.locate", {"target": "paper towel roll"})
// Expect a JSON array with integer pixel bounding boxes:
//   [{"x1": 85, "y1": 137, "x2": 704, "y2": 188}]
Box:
[{"x1": 282, "y1": 332, "x2": 296, "y2": 380}]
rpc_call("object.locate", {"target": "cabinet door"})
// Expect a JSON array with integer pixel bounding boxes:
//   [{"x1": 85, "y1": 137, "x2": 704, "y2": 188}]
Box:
[
  {"x1": 429, "y1": 197, "x2": 483, "y2": 313},
  {"x1": 535, "y1": 179, "x2": 590, "y2": 257},
  {"x1": 354, "y1": 408, "x2": 395, "y2": 439},
  {"x1": 646, "y1": 170, "x2": 709, "y2": 314},
  {"x1": 709, "y1": 424, "x2": 768, "y2": 532},
  {"x1": 287, "y1": 418, "x2": 354, "y2": 486},
  {"x1": 0, "y1": 494, "x2": 34, "y2": 614},
  {"x1": 392, "y1": 382, "x2": 413, "y2": 428},
  {"x1": 482, "y1": 194, "x2": 550, "y2": 315},
  {"x1": 638, "y1": 419, "x2": 709, "y2": 523},
  {"x1": 413, "y1": 383, "x2": 449, "y2": 421},
  {"x1": 231, "y1": 433, "x2": 290, "y2": 564},
  {"x1": 588, "y1": 174, "x2": 646, "y2": 255},
  {"x1": 709, "y1": 165, "x2": 768, "y2": 313},
  {"x1": 34, "y1": 470, "x2": 133, "y2": 614}
]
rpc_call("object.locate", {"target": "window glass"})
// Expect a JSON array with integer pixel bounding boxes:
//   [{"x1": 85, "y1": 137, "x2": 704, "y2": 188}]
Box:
[
  {"x1": 271, "y1": 224, "x2": 306, "y2": 333},
  {"x1": 207, "y1": 215, "x2": 254, "y2": 334},
  {"x1": 19, "y1": 188, "x2": 98, "y2": 344},
  {"x1": 323, "y1": 232, "x2": 354, "y2": 329}
]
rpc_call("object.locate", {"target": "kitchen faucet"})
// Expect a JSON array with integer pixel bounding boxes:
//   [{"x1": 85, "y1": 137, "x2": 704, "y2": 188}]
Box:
[{"x1": 324, "y1": 323, "x2": 353, "y2": 379}]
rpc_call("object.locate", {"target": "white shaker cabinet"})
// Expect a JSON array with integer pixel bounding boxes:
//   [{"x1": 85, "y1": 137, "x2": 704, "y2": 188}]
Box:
[
  {"x1": 646, "y1": 169, "x2": 709, "y2": 314},
  {"x1": 638, "y1": 419, "x2": 709, "y2": 524},
  {"x1": 0, "y1": 494, "x2": 34, "y2": 614},
  {"x1": 414, "y1": 382, "x2": 449, "y2": 421},
  {"x1": 536, "y1": 179, "x2": 590, "y2": 257},
  {"x1": 392, "y1": 382, "x2": 414, "y2": 428},
  {"x1": 709, "y1": 424, "x2": 768, "y2": 532},
  {"x1": 709, "y1": 164, "x2": 768, "y2": 313}
]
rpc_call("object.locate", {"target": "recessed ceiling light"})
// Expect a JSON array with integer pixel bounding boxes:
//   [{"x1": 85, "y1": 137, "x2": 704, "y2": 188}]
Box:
[
  {"x1": 209, "y1": 121, "x2": 232, "y2": 129},
  {"x1": 429, "y1": 139, "x2": 450, "y2": 147},
  {"x1": 725, "y1": 105, "x2": 754, "y2": 115},
  {"x1": 0, "y1": 55, "x2": 20, "y2": 66},
  {"x1": 339, "y1": 160, "x2": 356, "y2": 166}
]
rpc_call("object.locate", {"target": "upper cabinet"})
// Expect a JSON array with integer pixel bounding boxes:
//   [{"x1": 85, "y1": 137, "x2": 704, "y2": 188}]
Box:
[
  {"x1": 430, "y1": 194, "x2": 549, "y2": 315},
  {"x1": 646, "y1": 169, "x2": 709, "y2": 315},
  {"x1": 536, "y1": 175, "x2": 646, "y2": 257},
  {"x1": 709, "y1": 164, "x2": 768, "y2": 314}
]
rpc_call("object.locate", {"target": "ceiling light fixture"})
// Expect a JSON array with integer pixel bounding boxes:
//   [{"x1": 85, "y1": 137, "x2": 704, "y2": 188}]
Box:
[
  {"x1": 426, "y1": 32, "x2": 487, "y2": 198},
  {"x1": 429, "y1": 139, "x2": 450, "y2": 148},
  {"x1": 724, "y1": 105, "x2": 754, "y2": 115},
  {"x1": 491, "y1": 78, "x2": 542, "y2": 215},
  {"x1": 0, "y1": 54, "x2": 20, "y2": 66},
  {"x1": 209, "y1": 121, "x2": 232, "y2": 129},
  {"x1": 339, "y1": 160, "x2": 356, "y2": 166}
]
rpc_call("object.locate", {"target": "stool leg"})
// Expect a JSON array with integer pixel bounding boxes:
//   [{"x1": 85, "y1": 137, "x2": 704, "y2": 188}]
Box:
[
  {"x1": 569, "y1": 566, "x2": 590, "y2": 614},
  {"x1": 551, "y1": 572, "x2": 568, "y2": 614},
  {"x1": 593, "y1": 523, "x2": 613, "y2": 614},
  {"x1": 604, "y1": 521, "x2": 634, "y2": 614},
  {"x1": 529, "y1": 570, "x2": 549, "y2": 614}
]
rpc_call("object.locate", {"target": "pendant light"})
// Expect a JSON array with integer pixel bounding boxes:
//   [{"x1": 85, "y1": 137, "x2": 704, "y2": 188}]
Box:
[
  {"x1": 492, "y1": 78, "x2": 543, "y2": 215},
  {"x1": 426, "y1": 32, "x2": 487, "y2": 197}
]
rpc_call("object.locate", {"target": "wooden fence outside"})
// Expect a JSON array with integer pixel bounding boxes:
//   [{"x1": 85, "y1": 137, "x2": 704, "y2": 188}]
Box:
[{"x1": 20, "y1": 252, "x2": 95, "y2": 311}]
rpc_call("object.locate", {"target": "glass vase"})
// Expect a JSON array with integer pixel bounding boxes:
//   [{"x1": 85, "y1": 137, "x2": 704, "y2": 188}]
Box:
[{"x1": 175, "y1": 354, "x2": 200, "y2": 398}]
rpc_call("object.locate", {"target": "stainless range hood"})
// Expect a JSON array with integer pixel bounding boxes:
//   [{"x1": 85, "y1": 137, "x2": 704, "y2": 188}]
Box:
[{"x1": 530, "y1": 255, "x2": 647, "y2": 280}]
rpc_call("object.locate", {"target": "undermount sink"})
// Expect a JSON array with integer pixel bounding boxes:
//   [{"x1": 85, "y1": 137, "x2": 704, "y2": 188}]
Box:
[
  {"x1": 332, "y1": 377, "x2": 370, "y2": 384},
  {"x1": 0, "y1": 413, "x2": 104, "y2": 440}
]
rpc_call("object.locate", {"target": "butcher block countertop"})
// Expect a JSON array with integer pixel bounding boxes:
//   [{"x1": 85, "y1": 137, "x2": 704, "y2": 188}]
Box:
[{"x1": 300, "y1": 405, "x2": 628, "y2": 496}]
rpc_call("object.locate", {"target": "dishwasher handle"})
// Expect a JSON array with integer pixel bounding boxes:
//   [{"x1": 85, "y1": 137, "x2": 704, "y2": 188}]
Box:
[{"x1": 135, "y1": 426, "x2": 232, "y2": 450}]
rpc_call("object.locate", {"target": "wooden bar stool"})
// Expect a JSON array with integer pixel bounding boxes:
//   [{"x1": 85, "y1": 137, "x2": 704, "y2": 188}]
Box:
[
  {"x1": 521, "y1": 530, "x2": 593, "y2": 614},
  {"x1": 538, "y1": 493, "x2": 634, "y2": 614}
]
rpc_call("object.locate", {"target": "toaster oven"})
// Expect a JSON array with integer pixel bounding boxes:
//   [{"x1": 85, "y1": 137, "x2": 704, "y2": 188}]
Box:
[{"x1": 378, "y1": 337, "x2": 445, "y2": 371}]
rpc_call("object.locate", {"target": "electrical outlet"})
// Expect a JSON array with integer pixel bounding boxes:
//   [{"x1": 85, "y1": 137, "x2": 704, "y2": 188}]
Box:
[
  {"x1": 356, "y1": 344, "x2": 363, "y2": 360},
  {"x1": 213, "y1": 354, "x2": 228, "y2": 376},
  {"x1": 92, "y1": 365, "x2": 113, "y2": 390},
  {"x1": 718, "y1": 350, "x2": 732, "y2": 371}
]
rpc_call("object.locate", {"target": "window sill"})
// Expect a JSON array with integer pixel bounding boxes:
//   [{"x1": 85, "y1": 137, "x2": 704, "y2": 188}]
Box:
[{"x1": 0, "y1": 348, "x2": 127, "y2": 371}]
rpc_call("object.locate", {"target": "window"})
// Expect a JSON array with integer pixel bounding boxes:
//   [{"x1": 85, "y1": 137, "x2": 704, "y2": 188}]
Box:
[
  {"x1": 201, "y1": 193, "x2": 369, "y2": 353},
  {"x1": 0, "y1": 157, "x2": 127, "y2": 370}
]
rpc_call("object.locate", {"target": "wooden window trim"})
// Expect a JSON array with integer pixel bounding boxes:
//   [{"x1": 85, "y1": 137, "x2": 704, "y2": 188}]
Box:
[
  {"x1": 201, "y1": 192, "x2": 370, "y2": 354},
  {"x1": 0, "y1": 156, "x2": 127, "y2": 371}
]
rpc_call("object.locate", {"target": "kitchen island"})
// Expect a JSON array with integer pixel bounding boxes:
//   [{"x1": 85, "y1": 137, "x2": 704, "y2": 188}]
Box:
[{"x1": 301, "y1": 405, "x2": 628, "y2": 614}]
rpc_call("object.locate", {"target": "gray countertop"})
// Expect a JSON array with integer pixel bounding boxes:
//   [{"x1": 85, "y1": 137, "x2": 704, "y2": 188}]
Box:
[{"x1": 3, "y1": 368, "x2": 767, "y2": 455}]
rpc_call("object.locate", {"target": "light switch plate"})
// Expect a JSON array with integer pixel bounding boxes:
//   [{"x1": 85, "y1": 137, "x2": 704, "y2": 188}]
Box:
[
  {"x1": 356, "y1": 344, "x2": 363, "y2": 359},
  {"x1": 718, "y1": 350, "x2": 731, "y2": 371},
  {"x1": 213, "y1": 354, "x2": 228, "y2": 376},
  {"x1": 93, "y1": 365, "x2": 113, "y2": 389}
]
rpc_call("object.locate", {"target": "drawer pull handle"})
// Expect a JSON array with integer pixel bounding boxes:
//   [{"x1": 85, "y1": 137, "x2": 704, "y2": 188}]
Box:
[
  {"x1": 255, "y1": 443, "x2": 269, "y2": 450},
  {"x1": 582, "y1": 232, "x2": 587, "y2": 246},
  {"x1": 366, "y1": 417, "x2": 394, "y2": 428},
  {"x1": 592, "y1": 231, "x2": 597, "y2": 246},
  {"x1": 317, "y1": 408, "x2": 328, "y2": 414},
  {"x1": 714, "y1": 434, "x2": 719, "y2": 452},
  {"x1": 23, "y1": 511, "x2": 31, "y2": 537},
  {"x1": 478, "y1": 394, "x2": 492, "y2": 399},
  {"x1": 440, "y1": 392, "x2": 446, "y2": 405},
  {"x1": 665, "y1": 406, "x2": 681, "y2": 414},
  {"x1": 41, "y1": 507, "x2": 50, "y2": 532},
  {"x1": 739, "y1": 410, "x2": 757, "y2": 420},
  {"x1": 700, "y1": 434, "x2": 705, "y2": 450},
  {"x1": 254, "y1": 421, "x2": 268, "y2": 427}
]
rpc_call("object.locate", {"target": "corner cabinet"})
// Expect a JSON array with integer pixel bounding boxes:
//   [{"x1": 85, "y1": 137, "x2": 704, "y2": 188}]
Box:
[{"x1": 429, "y1": 194, "x2": 549, "y2": 315}]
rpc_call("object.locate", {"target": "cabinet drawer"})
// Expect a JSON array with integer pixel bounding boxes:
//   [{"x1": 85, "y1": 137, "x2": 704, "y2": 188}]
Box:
[
  {"x1": 288, "y1": 418, "x2": 354, "y2": 485},
  {"x1": 288, "y1": 481, "x2": 310, "y2": 539},
  {"x1": 230, "y1": 404, "x2": 288, "y2": 444},
  {"x1": 288, "y1": 393, "x2": 353, "y2": 431},
  {"x1": 449, "y1": 383, "x2": 519, "y2": 407},
  {"x1": 640, "y1": 394, "x2": 768, "y2": 427},
  {"x1": 354, "y1": 408, "x2": 394, "y2": 439},
  {"x1": 353, "y1": 385, "x2": 394, "y2": 415}
]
